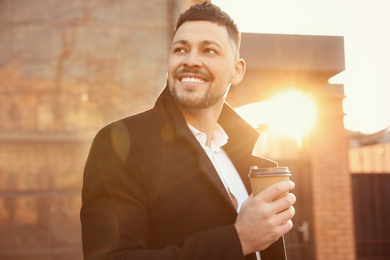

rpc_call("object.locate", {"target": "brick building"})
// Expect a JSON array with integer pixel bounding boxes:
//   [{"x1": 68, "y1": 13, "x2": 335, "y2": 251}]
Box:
[
  {"x1": 0, "y1": 0, "x2": 357, "y2": 259},
  {"x1": 1, "y1": 0, "x2": 170, "y2": 258}
]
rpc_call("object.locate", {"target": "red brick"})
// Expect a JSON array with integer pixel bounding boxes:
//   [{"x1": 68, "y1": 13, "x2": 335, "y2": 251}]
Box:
[{"x1": 0, "y1": 1, "x2": 171, "y2": 259}]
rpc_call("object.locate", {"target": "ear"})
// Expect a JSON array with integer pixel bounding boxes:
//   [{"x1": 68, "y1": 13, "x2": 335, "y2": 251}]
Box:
[{"x1": 231, "y1": 58, "x2": 246, "y2": 86}]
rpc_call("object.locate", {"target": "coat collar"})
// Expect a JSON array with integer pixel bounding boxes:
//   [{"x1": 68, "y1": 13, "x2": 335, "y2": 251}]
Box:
[
  {"x1": 154, "y1": 86, "x2": 260, "y2": 150},
  {"x1": 153, "y1": 86, "x2": 261, "y2": 202}
]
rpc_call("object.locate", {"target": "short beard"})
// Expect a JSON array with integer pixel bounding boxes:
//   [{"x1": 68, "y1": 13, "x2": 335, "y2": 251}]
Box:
[{"x1": 168, "y1": 81, "x2": 222, "y2": 110}]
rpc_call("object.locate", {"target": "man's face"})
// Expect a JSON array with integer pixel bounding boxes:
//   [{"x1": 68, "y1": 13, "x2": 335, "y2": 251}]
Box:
[{"x1": 167, "y1": 20, "x2": 243, "y2": 110}]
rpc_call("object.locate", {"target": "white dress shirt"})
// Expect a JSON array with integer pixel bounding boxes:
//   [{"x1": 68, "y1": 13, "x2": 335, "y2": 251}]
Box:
[
  {"x1": 188, "y1": 123, "x2": 261, "y2": 259},
  {"x1": 187, "y1": 123, "x2": 248, "y2": 212}
]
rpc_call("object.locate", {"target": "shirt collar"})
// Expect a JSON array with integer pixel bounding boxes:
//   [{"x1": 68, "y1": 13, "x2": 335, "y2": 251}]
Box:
[{"x1": 187, "y1": 123, "x2": 229, "y2": 152}]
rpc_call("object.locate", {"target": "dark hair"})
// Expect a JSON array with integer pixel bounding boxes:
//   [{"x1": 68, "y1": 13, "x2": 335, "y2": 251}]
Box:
[{"x1": 174, "y1": 1, "x2": 240, "y2": 51}]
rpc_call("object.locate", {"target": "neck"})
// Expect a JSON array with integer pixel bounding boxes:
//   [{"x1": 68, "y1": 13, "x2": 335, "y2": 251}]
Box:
[{"x1": 178, "y1": 101, "x2": 224, "y2": 148}]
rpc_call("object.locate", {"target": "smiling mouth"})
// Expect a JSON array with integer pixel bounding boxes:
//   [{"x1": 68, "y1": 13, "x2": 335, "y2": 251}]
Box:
[{"x1": 181, "y1": 77, "x2": 205, "y2": 84}]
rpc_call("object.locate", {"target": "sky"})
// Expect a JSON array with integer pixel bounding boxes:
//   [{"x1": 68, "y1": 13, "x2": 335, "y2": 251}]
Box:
[{"x1": 213, "y1": 0, "x2": 390, "y2": 134}]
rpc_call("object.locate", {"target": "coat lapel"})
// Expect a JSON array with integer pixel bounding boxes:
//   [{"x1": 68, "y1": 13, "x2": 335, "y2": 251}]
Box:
[
  {"x1": 218, "y1": 103, "x2": 260, "y2": 194},
  {"x1": 155, "y1": 88, "x2": 237, "y2": 211},
  {"x1": 196, "y1": 146, "x2": 236, "y2": 209},
  {"x1": 175, "y1": 121, "x2": 237, "y2": 211}
]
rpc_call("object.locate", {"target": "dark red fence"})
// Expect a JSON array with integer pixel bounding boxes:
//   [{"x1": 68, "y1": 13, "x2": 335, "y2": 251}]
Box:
[{"x1": 352, "y1": 174, "x2": 390, "y2": 260}]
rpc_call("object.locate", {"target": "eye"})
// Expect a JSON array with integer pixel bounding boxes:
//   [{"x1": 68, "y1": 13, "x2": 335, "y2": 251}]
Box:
[
  {"x1": 173, "y1": 47, "x2": 186, "y2": 53},
  {"x1": 204, "y1": 48, "x2": 217, "y2": 54}
]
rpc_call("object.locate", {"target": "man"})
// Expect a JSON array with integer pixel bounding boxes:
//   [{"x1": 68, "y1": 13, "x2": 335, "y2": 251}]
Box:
[{"x1": 80, "y1": 1, "x2": 296, "y2": 260}]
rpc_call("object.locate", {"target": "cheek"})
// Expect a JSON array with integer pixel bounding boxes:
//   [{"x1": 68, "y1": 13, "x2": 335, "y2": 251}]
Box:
[
  {"x1": 168, "y1": 57, "x2": 181, "y2": 74},
  {"x1": 215, "y1": 63, "x2": 233, "y2": 81}
]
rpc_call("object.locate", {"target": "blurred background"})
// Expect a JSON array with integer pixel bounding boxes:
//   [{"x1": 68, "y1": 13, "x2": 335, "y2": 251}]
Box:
[{"x1": 0, "y1": 0, "x2": 389, "y2": 259}]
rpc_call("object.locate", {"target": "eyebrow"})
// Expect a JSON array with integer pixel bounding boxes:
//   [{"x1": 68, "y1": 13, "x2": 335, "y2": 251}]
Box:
[{"x1": 172, "y1": 39, "x2": 223, "y2": 49}]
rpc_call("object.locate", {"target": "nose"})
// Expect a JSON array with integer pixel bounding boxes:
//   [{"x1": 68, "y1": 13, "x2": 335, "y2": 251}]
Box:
[{"x1": 183, "y1": 50, "x2": 202, "y2": 68}]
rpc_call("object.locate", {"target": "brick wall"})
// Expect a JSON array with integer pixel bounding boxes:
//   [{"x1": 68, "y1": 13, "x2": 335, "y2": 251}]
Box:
[
  {"x1": 0, "y1": 0, "x2": 170, "y2": 133},
  {"x1": 0, "y1": 140, "x2": 89, "y2": 259},
  {"x1": 309, "y1": 85, "x2": 356, "y2": 260},
  {"x1": 0, "y1": 0, "x2": 171, "y2": 259}
]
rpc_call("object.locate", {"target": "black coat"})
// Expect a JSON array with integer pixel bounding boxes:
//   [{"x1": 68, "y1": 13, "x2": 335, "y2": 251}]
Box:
[{"x1": 80, "y1": 87, "x2": 287, "y2": 260}]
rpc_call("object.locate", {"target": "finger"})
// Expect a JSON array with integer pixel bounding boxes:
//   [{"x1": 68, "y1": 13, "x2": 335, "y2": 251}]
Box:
[
  {"x1": 273, "y1": 205, "x2": 295, "y2": 226},
  {"x1": 276, "y1": 219, "x2": 294, "y2": 236},
  {"x1": 258, "y1": 181, "x2": 295, "y2": 203},
  {"x1": 271, "y1": 193, "x2": 296, "y2": 213}
]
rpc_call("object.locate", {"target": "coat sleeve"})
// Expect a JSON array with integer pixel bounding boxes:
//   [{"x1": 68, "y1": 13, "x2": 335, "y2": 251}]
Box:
[{"x1": 80, "y1": 126, "x2": 252, "y2": 260}]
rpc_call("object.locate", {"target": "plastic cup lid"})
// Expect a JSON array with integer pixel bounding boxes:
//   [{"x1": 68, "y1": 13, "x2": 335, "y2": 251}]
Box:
[{"x1": 249, "y1": 166, "x2": 291, "y2": 176}]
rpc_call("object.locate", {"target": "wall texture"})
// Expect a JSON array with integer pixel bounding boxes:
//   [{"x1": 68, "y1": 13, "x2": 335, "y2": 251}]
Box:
[
  {"x1": 0, "y1": 0, "x2": 171, "y2": 259},
  {"x1": 309, "y1": 86, "x2": 356, "y2": 260}
]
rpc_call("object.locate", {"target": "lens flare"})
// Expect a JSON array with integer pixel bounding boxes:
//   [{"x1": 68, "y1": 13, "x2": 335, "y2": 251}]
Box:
[
  {"x1": 236, "y1": 90, "x2": 317, "y2": 142},
  {"x1": 269, "y1": 90, "x2": 317, "y2": 140}
]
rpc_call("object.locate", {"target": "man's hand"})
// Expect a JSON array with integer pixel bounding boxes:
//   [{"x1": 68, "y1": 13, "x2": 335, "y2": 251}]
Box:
[{"x1": 234, "y1": 181, "x2": 296, "y2": 255}]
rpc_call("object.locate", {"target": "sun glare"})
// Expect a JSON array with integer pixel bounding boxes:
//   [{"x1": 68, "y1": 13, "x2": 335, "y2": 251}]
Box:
[{"x1": 236, "y1": 90, "x2": 317, "y2": 142}]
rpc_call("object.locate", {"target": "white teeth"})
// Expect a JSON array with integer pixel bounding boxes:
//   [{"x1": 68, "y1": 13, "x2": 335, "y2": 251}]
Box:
[{"x1": 181, "y1": 77, "x2": 205, "y2": 84}]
